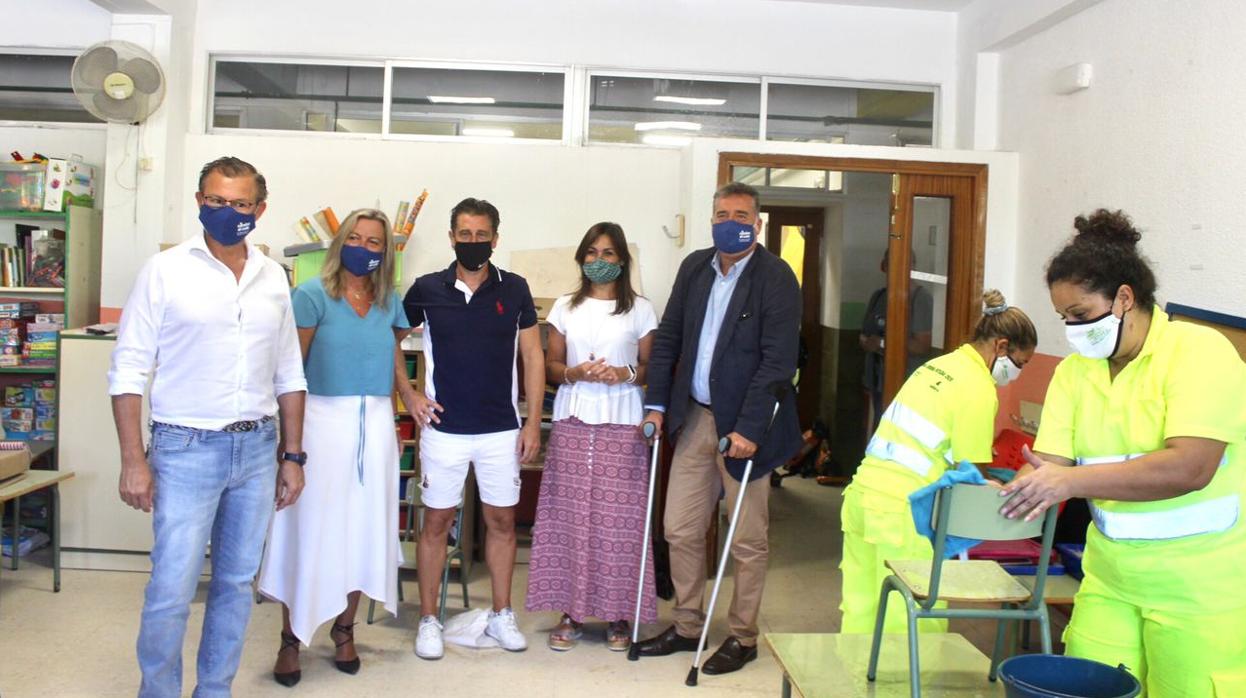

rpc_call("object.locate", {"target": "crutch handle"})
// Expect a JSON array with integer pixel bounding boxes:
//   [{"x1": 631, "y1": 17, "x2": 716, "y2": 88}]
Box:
[
  {"x1": 718, "y1": 436, "x2": 731, "y2": 454},
  {"x1": 642, "y1": 421, "x2": 657, "y2": 439}
]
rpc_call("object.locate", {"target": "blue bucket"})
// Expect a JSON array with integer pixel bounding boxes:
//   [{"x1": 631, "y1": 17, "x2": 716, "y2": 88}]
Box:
[{"x1": 998, "y1": 655, "x2": 1141, "y2": 698}]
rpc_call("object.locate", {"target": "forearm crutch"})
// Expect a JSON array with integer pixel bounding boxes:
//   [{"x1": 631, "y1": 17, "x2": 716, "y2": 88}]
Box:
[
  {"x1": 627, "y1": 420, "x2": 661, "y2": 661},
  {"x1": 686, "y1": 392, "x2": 785, "y2": 687}
]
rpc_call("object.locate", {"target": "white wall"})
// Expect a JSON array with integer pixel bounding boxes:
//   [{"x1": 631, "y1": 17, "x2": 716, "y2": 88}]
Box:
[
  {"x1": 4, "y1": 0, "x2": 113, "y2": 48},
  {"x1": 180, "y1": 134, "x2": 686, "y2": 312},
  {"x1": 995, "y1": 0, "x2": 1246, "y2": 355}
]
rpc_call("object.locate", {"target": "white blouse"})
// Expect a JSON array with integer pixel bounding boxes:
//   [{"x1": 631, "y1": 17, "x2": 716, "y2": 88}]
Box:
[{"x1": 548, "y1": 294, "x2": 658, "y2": 426}]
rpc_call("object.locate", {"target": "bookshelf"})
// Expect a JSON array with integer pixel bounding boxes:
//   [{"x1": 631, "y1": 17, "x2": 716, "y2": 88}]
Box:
[{"x1": 0, "y1": 207, "x2": 102, "y2": 565}]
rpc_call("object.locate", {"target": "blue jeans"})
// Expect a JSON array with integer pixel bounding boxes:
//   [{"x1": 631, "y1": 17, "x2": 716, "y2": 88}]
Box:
[{"x1": 137, "y1": 421, "x2": 278, "y2": 698}]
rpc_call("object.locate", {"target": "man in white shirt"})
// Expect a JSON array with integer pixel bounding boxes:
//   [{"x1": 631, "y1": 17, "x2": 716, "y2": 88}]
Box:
[{"x1": 109, "y1": 156, "x2": 307, "y2": 698}]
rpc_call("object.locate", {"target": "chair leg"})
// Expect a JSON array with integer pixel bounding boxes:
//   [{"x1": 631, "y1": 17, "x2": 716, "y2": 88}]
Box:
[
  {"x1": 867, "y1": 578, "x2": 894, "y2": 682},
  {"x1": 905, "y1": 596, "x2": 921, "y2": 698},
  {"x1": 1037, "y1": 605, "x2": 1053, "y2": 655},
  {"x1": 989, "y1": 604, "x2": 1010, "y2": 682},
  {"x1": 367, "y1": 598, "x2": 377, "y2": 624},
  {"x1": 458, "y1": 552, "x2": 469, "y2": 608}
]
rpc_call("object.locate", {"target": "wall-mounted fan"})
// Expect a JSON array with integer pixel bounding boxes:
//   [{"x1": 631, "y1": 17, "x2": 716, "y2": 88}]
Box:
[{"x1": 71, "y1": 40, "x2": 166, "y2": 124}]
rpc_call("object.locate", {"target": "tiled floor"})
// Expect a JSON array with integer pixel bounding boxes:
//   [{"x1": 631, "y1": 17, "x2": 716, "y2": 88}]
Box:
[{"x1": 0, "y1": 475, "x2": 1063, "y2": 696}]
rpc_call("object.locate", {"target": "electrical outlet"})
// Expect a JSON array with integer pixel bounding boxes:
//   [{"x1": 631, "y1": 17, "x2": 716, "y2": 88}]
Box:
[{"x1": 139, "y1": 157, "x2": 155, "y2": 171}]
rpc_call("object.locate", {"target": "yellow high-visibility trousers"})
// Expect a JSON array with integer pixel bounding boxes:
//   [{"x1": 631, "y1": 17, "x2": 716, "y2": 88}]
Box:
[
  {"x1": 839, "y1": 485, "x2": 948, "y2": 634},
  {"x1": 1064, "y1": 528, "x2": 1246, "y2": 697}
]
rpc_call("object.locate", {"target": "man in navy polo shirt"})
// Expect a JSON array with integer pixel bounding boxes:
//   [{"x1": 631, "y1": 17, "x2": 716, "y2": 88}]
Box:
[{"x1": 403, "y1": 197, "x2": 543, "y2": 659}]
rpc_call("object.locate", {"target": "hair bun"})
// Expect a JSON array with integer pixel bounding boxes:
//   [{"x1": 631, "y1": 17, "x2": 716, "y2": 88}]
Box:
[
  {"x1": 1073, "y1": 209, "x2": 1141, "y2": 247},
  {"x1": 982, "y1": 288, "x2": 1007, "y2": 313}
]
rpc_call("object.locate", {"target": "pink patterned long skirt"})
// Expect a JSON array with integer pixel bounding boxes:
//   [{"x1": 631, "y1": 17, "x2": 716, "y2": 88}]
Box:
[{"x1": 525, "y1": 417, "x2": 658, "y2": 623}]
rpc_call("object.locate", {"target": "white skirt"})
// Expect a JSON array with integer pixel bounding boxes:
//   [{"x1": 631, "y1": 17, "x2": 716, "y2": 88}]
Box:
[{"x1": 258, "y1": 394, "x2": 403, "y2": 645}]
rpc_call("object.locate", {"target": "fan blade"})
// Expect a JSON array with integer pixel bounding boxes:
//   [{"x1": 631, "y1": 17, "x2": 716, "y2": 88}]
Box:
[
  {"x1": 93, "y1": 92, "x2": 140, "y2": 123},
  {"x1": 77, "y1": 45, "x2": 119, "y2": 85},
  {"x1": 123, "y1": 57, "x2": 162, "y2": 93}
]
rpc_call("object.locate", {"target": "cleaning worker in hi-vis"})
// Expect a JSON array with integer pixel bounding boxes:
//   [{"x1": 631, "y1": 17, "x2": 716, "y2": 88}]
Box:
[
  {"x1": 1002, "y1": 209, "x2": 1246, "y2": 697},
  {"x1": 839, "y1": 289, "x2": 1038, "y2": 633}
]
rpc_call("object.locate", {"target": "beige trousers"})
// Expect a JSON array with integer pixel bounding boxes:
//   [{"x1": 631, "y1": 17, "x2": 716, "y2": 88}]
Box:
[{"x1": 664, "y1": 403, "x2": 770, "y2": 646}]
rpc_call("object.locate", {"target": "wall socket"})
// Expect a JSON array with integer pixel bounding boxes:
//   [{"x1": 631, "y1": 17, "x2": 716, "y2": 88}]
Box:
[{"x1": 139, "y1": 157, "x2": 155, "y2": 172}]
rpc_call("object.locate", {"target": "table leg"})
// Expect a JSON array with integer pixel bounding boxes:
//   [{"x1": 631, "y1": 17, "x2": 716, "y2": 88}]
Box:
[
  {"x1": 782, "y1": 675, "x2": 792, "y2": 698},
  {"x1": 9, "y1": 494, "x2": 17, "y2": 571},
  {"x1": 52, "y1": 485, "x2": 60, "y2": 593}
]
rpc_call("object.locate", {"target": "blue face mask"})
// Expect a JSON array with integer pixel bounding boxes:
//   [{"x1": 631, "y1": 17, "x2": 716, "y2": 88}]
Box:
[
  {"x1": 582, "y1": 258, "x2": 622, "y2": 284},
  {"x1": 711, "y1": 219, "x2": 756, "y2": 254},
  {"x1": 199, "y1": 204, "x2": 256, "y2": 246},
  {"x1": 341, "y1": 244, "x2": 383, "y2": 277}
]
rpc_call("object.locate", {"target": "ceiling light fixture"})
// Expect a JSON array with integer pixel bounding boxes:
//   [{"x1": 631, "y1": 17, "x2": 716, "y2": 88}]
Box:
[
  {"x1": 428, "y1": 95, "x2": 496, "y2": 104},
  {"x1": 653, "y1": 95, "x2": 726, "y2": 106},
  {"x1": 634, "y1": 121, "x2": 703, "y2": 132}
]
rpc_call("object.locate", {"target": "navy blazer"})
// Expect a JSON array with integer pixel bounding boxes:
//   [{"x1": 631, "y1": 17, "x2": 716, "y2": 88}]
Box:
[{"x1": 645, "y1": 245, "x2": 803, "y2": 481}]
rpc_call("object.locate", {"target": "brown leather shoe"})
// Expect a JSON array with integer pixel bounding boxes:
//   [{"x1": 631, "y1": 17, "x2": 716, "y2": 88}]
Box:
[
  {"x1": 701, "y1": 636, "x2": 757, "y2": 675},
  {"x1": 632, "y1": 625, "x2": 703, "y2": 657}
]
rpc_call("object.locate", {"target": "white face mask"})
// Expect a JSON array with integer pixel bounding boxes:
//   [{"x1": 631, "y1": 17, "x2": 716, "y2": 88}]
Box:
[
  {"x1": 1065, "y1": 305, "x2": 1123, "y2": 359},
  {"x1": 991, "y1": 354, "x2": 1023, "y2": 386}
]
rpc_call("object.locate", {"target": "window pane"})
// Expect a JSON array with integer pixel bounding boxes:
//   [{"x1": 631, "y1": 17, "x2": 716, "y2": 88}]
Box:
[
  {"x1": 212, "y1": 61, "x2": 384, "y2": 133},
  {"x1": 390, "y1": 67, "x2": 564, "y2": 140},
  {"x1": 0, "y1": 54, "x2": 102, "y2": 123},
  {"x1": 588, "y1": 76, "x2": 760, "y2": 145},
  {"x1": 731, "y1": 166, "x2": 765, "y2": 187},
  {"x1": 766, "y1": 83, "x2": 934, "y2": 146}
]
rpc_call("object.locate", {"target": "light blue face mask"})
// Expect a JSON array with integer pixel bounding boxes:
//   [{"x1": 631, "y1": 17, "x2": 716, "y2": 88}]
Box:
[{"x1": 582, "y1": 258, "x2": 622, "y2": 284}]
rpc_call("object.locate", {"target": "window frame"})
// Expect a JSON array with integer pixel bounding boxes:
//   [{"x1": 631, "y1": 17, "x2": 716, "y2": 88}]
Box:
[
  {"x1": 582, "y1": 69, "x2": 763, "y2": 148},
  {"x1": 0, "y1": 46, "x2": 106, "y2": 128},
  {"x1": 762, "y1": 75, "x2": 940, "y2": 146}
]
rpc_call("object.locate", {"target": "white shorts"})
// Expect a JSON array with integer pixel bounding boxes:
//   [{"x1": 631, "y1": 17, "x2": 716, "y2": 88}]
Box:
[{"x1": 419, "y1": 427, "x2": 521, "y2": 509}]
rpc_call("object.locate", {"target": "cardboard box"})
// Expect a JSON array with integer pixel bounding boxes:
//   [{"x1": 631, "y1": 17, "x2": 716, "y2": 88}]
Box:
[{"x1": 0, "y1": 447, "x2": 30, "y2": 481}]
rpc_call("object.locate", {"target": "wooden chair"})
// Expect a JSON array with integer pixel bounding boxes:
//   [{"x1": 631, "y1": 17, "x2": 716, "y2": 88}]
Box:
[{"x1": 866, "y1": 483, "x2": 1059, "y2": 698}]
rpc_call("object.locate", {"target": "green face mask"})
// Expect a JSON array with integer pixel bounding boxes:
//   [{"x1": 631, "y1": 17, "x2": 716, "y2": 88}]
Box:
[{"x1": 582, "y1": 258, "x2": 622, "y2": 284}]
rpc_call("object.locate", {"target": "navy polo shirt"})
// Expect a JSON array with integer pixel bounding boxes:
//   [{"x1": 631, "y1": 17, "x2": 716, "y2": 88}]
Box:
[{"x1": 403, "y1": 262, "x2": 538, "y2": 435}]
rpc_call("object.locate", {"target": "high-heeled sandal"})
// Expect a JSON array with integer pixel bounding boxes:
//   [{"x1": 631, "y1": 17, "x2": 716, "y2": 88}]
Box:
[
  {"x1": 330, "y1": 622, "x2": 361, "y2": 675},
  {"x1": 273, "y1": 631, "x2": 301, "y2": 687}
]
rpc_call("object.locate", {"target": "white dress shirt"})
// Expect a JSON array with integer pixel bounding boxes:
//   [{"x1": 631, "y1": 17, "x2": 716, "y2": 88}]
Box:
[{"x1": 108, "y1": 234, "x2": 307, "y2": 430}]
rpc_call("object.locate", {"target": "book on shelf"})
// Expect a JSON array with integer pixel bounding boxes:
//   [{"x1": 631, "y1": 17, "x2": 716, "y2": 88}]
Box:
[{"x1": 28, "y1": 229, "x2": 66, "y2": 288}]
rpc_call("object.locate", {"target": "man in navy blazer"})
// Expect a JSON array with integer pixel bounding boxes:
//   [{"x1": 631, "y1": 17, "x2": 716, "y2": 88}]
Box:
[{"x1": 633, "y1": 182, "x2": 802, "y2": 675}]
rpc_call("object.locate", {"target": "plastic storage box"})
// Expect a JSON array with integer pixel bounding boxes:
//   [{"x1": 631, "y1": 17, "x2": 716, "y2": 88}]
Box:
[{"x1": 0, "y1": 163, "x2": 45, "y2": 211}]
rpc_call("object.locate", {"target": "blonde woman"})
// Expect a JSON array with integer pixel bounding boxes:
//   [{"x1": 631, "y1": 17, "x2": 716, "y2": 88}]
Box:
[{"x1": 258, "y1": 209, "x2": 440, "y2": 685}]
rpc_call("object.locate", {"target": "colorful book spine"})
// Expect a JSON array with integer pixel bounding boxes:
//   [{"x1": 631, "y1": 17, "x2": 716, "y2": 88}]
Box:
[{"x1": 322, "y1": 207, "x2": 340, "y2": 236}]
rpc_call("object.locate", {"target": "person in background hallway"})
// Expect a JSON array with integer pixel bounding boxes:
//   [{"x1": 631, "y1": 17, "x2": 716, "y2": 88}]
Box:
[
  {"x1": 1001, "y1": 209, "x2": 1246, "y2": 695},
  {"x1": 839, "y1": 289, "x2": 1036, "y2": 634},
  {"x1": 860, "y1": 248, "x2": 933, "y2": 431},
  {"x1": 525, "y1": 222, "x2": 659, "y2": 652},
  {"x1": 632, "y1": 182, "x2": 802, "y2": 676},
  {"x1": 109, "y1": 156, "x2": 307, "y2": 697}
]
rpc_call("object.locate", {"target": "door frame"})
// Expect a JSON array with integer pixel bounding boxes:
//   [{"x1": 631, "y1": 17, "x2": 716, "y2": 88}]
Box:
[
  {"x1": 761, "y1": 205, "x2": 824, "y2": 427},
  {"x1": 717, "y1": 152, "x2": 989, "y2": 403}
]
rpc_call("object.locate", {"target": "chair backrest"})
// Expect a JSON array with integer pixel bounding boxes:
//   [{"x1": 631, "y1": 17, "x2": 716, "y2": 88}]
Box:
[
  {"x1": 925, "y1": 483, "x2": 1059, "y2": 609},
  {"x1": 934, "y1": 484, "x2": 1044, "y2": 541}
]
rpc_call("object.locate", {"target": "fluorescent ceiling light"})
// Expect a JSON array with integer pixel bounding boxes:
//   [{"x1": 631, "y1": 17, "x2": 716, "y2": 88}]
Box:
[
  {"x1": 634, "y1": 121, "x2": 703, "y2": 132},
  {"x1": 653, "y1": 95, "x2": 726, "y2": 106},
  {"x1": 462, "y1": 127, "x2": 515, "y2": 137},
  {"x1": 428, "y1": 96, "x2": 496, "y2": 104},
  {"x1": 641, "y1": 134, "x2": 692, "y2": 147}
]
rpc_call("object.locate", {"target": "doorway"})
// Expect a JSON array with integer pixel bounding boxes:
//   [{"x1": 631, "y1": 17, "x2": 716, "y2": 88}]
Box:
[{"x1": 719, "y1": 153, "x2": 988, "y2": 474}]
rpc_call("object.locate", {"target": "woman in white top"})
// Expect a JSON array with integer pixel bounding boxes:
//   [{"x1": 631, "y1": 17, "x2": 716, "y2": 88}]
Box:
[{"x1": 525, "y1": 222, "x2": 659, "y2": 652}]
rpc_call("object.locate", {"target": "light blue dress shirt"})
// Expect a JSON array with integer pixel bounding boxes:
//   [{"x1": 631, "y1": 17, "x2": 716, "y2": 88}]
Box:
[{"x1": 690, "y1": 251, "x2": 754, "y2": 404}]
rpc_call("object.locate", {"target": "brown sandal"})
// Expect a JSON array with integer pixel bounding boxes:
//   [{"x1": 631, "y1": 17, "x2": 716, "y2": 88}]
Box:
[
  {"x1": 606, "y1": 620, "x2": 631, "y2": 652},
  {"x1": 547, "y1": 614, "x2": 583, "y2": 651}
]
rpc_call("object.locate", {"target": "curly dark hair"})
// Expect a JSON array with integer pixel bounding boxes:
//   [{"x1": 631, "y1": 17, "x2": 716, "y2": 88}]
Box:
[{"x1": 1045, "y1": 208, "x2": 1157, "y2": 309}]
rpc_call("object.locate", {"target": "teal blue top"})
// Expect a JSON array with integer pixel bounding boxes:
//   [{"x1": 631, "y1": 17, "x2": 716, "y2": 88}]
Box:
[{"x1": 292, "y1": 277, "x2": 410, "y2": 396}]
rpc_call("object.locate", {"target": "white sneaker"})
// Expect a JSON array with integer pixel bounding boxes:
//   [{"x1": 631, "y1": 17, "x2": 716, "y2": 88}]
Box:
[
  {"x1": 416, "y1": 615, "x2": 444, "y2": 660},
  {"x1": 484, "y1": 607, "x2": 528, "y2": 651}
]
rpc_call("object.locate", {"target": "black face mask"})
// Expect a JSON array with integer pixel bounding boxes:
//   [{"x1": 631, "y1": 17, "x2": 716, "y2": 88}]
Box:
[{"x1": 454, "y1": 241, "x2": 493, "y2": 271}]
